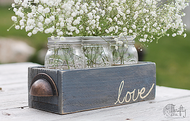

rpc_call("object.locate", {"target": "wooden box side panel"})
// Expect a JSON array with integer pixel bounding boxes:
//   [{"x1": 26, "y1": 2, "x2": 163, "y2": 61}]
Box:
[
  {"x1": 60, "y1": 63, "x2": 156, "y2": 114},
  {"x1": 28, "y1": 67, "x2": 60, "y2": 113},
  {"x1": 28, "y1": 67, "x2": 38, "y2": 108}
]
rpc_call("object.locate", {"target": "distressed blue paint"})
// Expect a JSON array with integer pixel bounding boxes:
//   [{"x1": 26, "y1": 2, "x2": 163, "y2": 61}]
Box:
[{"x1": 28, "y1": 62, "x2": 156, "y2": 114}]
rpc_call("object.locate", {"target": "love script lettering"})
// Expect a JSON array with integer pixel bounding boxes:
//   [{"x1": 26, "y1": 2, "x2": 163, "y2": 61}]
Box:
[{"x1": 115, "y1": 81, "x2": 155, "y2": 104}]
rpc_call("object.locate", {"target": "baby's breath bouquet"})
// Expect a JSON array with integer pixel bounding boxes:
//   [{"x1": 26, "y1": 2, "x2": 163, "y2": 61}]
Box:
[{"x1": 9, "y1": 0, "x2": 189, "y2": 43}]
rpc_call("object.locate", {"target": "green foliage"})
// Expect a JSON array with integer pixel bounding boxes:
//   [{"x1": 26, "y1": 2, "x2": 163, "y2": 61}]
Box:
[
  {"x1": 0, "y1": 6, "x2": 50, "y2": 64},
  {"x1": 145, "y1": 32, "x2": 190, "y2": 90},
  {"x1": 0, "y1": 6, "x2": 50, "y2": 48}
]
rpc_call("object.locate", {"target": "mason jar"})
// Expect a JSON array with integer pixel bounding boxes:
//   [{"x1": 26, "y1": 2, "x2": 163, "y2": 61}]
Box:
[
  {"x1": 110, "y1": 36, "x2": 138, "y2": 65},
  {"x1": 82, "y1": 36, "x2": 112, "y2": 68},
  {"x1": 45, "y1": 37, "x2": 84, "y2": 70}
]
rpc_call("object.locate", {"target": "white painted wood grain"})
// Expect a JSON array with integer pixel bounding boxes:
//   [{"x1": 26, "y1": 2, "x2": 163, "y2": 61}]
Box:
[{"x1": 0, "y1": 63, "x2": 190, "y2": 121}]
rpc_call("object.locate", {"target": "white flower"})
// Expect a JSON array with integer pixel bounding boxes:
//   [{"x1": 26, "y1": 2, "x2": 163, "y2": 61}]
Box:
[
  {"x1": 43, "y1": 8, "x2": 50, "y2": 14},
  {"x1": 126, "y1": 9, "x2": 130, "y2": 14},
  {"x1": 88, "y1": 12, "x2": 93, "y2": 19},
  {"x1": 115, "y1": 46, "x2": 118, "y2": 50},
  {"x1": 32, "y1": 28, "x2": 38, "y2": 34},
  {"x1": 105, "y1": 29, "x2": 109, "y2": 33},
  {"x1": 13, "y1": 8, "x2": 17, "y2": 12},
  {"x1": 27, "y1": 19, "x2": 35, "y2": 25},
  {"x1": 114, "y1": 38, "x2": 118, "y2": 42},
  {"x1": 51, "y1": 36, "x2": 55, "y2": 40},
  {"x1": 139, "y1": 38, "x2": 146, "y2": 42},
  {"x1": 9, "y1": 0, "x2": 188, "y2": 42},
  {"x1": 79, "y1": 10, "x2": 84, "y2": 14},
  {"x1": 56, "y1": 29, "x2": 60, "y2": 33},
  {"x1": 132, "y1": 25, "x2": 136, "y2": 29},
  {"x1": 34, "y1": 0, "x2": 39, "y2": 3},
  {"x1": 16, "y1": 11, "x2": 24, "y2": 18},
  {"x1": 39, "y1": 16, "x2": 44, "y2": 22},
  {"x1": 133, "y1": 11, "x2": 138, "y2": 19},
  {"x1": 124, "y1": 44, "x2": 128, "y2": 48},
  {"x1": 134, "y1": 3, "x2": 138, "y2": 8},
  {"x1": 45, "y1": 18, "x2": 51, "y2": 24},
  {"x1": 14, "y1": 0, "x2": 20, "y2": 4},
  {"x1": 150, "y1": 11, "x2": 157, "y2": 17},
  {"x1": 38, "y1": 27, "x2": 44, "y2": 32},
  {"x1": 22, "y1": 2, "x2": 28, "y2": 8},
  {"x1": 27, "y1": 13, "x2": 33, "y2": 18},
  {"x1": 11, "y1": 16, "x2": 17, "y2": 22},
  {"x1": 79, "y1": 25, "x2": 83, "y2": 30},
  {"x1": 12, "y1": 3, "x2": 15, "y2": 7},
  {"x1": 15, "y1": 25, "x2": 20, "y2": 29},
  {"x1": 108, "y1": 27, "x2": 114, "y2": 32},
  {"x1": 153, "y1": 23, "x2": 157, "y2": 27},
  {"x1": 38, "y1": 6, "x2": 43, "y2": 13},
  {"x1": 116, "y1": 40, "x2": 123, "y2": 45},
  {"x1": 38, "y1": 22, "x2": 43, "y2": 28},
  {"x1": 123, "y1": 27, "x2": 127, "y2": 31},
  {"x1": 107, "y1": 18, "x2": 112, "y2": 23},
  {"x1": 27, "y1": 32, "x2": 32, "y2": 37},
  {"x1": 71, "y1": 12, "x2": 77, "y2": 17},
  {"x1": 144, "y1": 34, "x2": 148, "y2": 39},
  {"x1": 50, "y1": 16, "x2": 55, "y2": 21},
  {"x1": 47, "y1": 1, "x2": 54, "y2": 7},
  {"x1": 73, "y1": 19, "x2": 80, "y2": 25},
  {"x1": 86, "y1": 27, "x2": 89, "y2": 31},
  {"x1": 49, "y1": 26, "x2": 55, "y2": 33},
  {"x1": 60, "y1": 22, "x2": 64, "y2": 27},
  {"x1": 58, "y1": 31, "x2": 63, "y2": 36},
  {"x1": 129, "y1": 29, "x2": 133, "y2": 33},
  {"x1": 108, "y1": 7, "x2": 112, "y2": 11},
  {"x1": 66, "y1": 17, "x2": 73, "y2": 24},
  {"x1": 60, "y1": 37, "x2": 66, "y2": 41},
  {"x1": 146, "y1": 0, "x2": 152, "y2": 5},
  {"x1": 101, "y1": 10, "x2": 105, "y2": 16},
  {"x1": 45, "y1": 29, "x2": 50, "y2": 34},
  {"x1": 19, "y1": 20, "x2": 25, "y2": 26},
  {"x1": 56, "y1": 23, "x2": 60, "y2": 26},
  {"x1": 114, "y1": 17, "x2": 117, "y2": 21},
  {"x1": 184, "y1": 33, "x2": 187, "y2": 38},
  {"x1": 75, "y1": 29, "x2": 79, "y2": 34},
  {"x1": 172, "y1": 33, "x2": 176, "y2": 37}
]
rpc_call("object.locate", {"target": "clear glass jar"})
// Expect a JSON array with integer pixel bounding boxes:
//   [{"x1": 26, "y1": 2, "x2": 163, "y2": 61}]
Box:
[
  {"x1": 45, "y1": 37, "x2": 84, "y2": 70},
  {"x1": 82, "y1": 36, "x2": 112, "y2": 68},
  {"x1": 72, "y1": 38, "x2": 85, "y2": 69},
  {"x1": 110, "y1": 36, "x2": 138, "y2": 65}
]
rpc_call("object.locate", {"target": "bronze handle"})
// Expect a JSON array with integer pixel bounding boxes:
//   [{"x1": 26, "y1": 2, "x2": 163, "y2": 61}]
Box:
[{"x1": 30, "y1": 73, "x2": 58, "y2": 97}]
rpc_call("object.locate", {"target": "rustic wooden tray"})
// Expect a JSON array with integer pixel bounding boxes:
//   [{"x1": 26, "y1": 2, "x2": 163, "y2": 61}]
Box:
[{"x1": 28, "y1": 62, "x2": 156, "y2": 114}]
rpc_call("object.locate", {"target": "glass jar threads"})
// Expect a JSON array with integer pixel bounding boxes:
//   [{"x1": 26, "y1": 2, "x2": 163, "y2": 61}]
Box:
[
  {"x1": 45, "y1": 37, "x2": 85, "y2": 70},
  {"x1": 110, "y1": 36, "x2": 138, "y2": 65},
  {"x1": 82, "y1": 36, "x2": 113, "y2": 68}
]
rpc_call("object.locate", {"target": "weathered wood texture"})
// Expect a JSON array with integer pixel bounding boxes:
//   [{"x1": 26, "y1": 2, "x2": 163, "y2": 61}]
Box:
[
  {"x1": 1, "y1": 63, "x2": 190, "y2": 121},
  {"x1": 28, "y1": 62, "x2": 156, "y2": 114},
  {"x1": 0, "y1": 63, "x2": 40, "y2": 110}
]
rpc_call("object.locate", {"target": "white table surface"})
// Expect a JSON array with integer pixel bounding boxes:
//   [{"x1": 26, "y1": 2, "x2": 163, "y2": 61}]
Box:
[{"x1": 0, "y1": 62, "x2": 190, "y2": 121}]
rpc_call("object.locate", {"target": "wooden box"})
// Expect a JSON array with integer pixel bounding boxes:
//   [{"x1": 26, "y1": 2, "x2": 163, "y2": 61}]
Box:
[{"x1": 28, "y1": 62, "x2": 156, "y2": 114}]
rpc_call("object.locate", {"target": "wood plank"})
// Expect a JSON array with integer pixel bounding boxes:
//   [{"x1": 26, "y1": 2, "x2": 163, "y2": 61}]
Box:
[
  {"x1": 1, "y1": 63, "x2": 190, "y2": 120},
  {"x1": 0, "y1": 63, "x2": 39, "y2": 110},
  {"x1": 0, "y1": 63, "x2": 40, "y2": 85},
  {"x1": 1, "y1": 88, "x2": 190, "y2": 121}
]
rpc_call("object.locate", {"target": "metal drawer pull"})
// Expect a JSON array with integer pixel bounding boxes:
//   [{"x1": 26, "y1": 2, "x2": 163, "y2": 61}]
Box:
[{"x1": 30, "y1": 73, "x2": 58, "y2": 97}]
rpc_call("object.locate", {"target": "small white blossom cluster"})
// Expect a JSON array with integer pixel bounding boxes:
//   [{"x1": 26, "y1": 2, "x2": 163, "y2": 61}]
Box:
[{"x1": 9, "y1": 0, "x2": 189, "y2": 43}]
